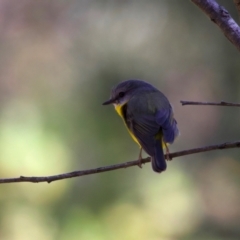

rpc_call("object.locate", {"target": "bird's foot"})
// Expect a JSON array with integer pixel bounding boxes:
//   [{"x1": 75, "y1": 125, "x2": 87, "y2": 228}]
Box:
[
  {"x1": 164, "y1": 143, "x2": 172, "y2": 161},
  {"x1": 138, "y1": 148, "x2": 143, "y2": 168}
]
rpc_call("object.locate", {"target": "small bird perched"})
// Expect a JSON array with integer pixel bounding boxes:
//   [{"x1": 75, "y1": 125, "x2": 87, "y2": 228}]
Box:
[{"x1": 102, "y1": 80, "x2": 179, "y2": 173}]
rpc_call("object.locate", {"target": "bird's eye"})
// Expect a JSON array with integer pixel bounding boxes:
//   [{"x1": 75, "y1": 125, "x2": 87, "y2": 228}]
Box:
[{"x1": 118, "y1": 92, "x2": 125, "y2": 98}]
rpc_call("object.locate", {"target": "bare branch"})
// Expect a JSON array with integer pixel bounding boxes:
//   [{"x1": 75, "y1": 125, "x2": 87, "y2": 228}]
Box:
[
  {"x1": 181, "y1": 100, "x2": 240, "y2": 107},
  {"x1": 0, "y1": 141, "x2": 240, "y2": 184},
  {"x1": 233, "y1": 0, "x2": 240, "y2": 16},
  {"x1": 191, "y1": 0, "x2": 240, "y2": 51}
]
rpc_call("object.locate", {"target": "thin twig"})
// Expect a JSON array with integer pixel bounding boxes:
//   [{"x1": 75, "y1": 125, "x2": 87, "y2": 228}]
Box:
[
  {"x1": 0, "y1": 141, "x2": 239, "y2": 184},
  {"x1": 180, "y1": 101, "x2": 240, "y2": 107},
  {"x1": 191, "y1": 0, "x2": 240, "y2": 51}
]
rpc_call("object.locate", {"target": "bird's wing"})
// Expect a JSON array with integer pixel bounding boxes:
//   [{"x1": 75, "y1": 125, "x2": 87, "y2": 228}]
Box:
[
  {"x1": 125, "y1": 107, "x2": 160, "y2": 156},
  {"x1": 155, "y1": 107, "x2": 178, "y2": 144},
  {"x1": 125, "y1": 104, "x2": 177, "y2": 156},
  {"x1": 123, "y1": 91, "x2": 178, "y2": 154}
]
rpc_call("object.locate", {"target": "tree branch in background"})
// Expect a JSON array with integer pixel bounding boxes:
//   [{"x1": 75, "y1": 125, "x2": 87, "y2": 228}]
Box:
[
  {"x1": 191, "y1": 0, "x2": 240, "y2": 51},
  {"x1": 234, "y1": 0, "x2": 240, "y2": 16},
  {"x1": 0, "y1": 141, "x2": 239, "y2": 184},
  {"x1": 181, "y1": 100, "x2": 240, "y2": 107}
]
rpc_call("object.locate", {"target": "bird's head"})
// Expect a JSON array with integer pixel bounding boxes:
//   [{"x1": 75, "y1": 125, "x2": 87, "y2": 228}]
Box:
[{"x1": 102, "y1": 79, "x2": 155, "y2": 107}]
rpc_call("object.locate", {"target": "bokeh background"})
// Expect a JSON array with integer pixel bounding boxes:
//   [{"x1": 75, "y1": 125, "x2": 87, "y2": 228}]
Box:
[{"x1": 0, "y1": 0, "x2": 239, "y2": 239}]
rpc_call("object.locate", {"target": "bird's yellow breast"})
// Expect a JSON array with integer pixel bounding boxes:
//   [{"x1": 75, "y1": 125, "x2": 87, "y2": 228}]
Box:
[
  {"x1": 114, "y1": 103, "x2": 141, "y2": 147},
  {"x1": 114, "y1": 104, "x2": 124, "y2": 118}
]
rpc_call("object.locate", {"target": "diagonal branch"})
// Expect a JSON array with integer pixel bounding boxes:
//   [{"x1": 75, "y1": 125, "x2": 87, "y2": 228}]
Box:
[
  {"x1": 0, "y1": 141, "x2": 240, "y2": 184},
  {"x1": 180, "y1": 100, "x2": 240, "y2": 107},
  {"x1": 191, "y1": 0, "x2": 240, "y2": 51}
]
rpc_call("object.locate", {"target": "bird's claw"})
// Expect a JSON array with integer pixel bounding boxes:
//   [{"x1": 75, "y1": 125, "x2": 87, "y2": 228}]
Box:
[
  {"x1": 164, "y1": 142, "x2": 172, "y2": 161},
  {"x1": 138, "y1": 147, "x2": 143, "y2": 168}
]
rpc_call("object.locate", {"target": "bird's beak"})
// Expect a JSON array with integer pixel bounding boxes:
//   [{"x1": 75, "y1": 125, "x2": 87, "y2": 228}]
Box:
[{"x1": 102, "y1": 98, "x2": 115, "y2": 105}]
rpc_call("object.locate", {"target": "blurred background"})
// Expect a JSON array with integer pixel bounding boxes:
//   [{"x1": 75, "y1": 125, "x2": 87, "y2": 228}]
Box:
[{"x1": 0, "y1": 0, "x2": 239, "y2": 239}]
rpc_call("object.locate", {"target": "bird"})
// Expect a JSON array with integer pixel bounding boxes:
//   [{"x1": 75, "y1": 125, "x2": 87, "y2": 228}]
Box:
[{"x1": 102, "y1": 79, "x2": 179, "y2": 173}]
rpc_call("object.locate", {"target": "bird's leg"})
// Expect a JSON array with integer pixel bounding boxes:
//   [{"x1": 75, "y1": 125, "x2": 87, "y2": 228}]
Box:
[
  {"x1": 138, "y1": 147, "x2": 143, "y2": 168},
  {"x1": 164, "y1": 142, "x2": 172, "y2": 161}
]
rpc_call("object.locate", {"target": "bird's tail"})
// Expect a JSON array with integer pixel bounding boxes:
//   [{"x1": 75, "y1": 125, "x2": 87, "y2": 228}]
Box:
[{"x1": 151, "y1": 140, "x2": 167, "y2": 173}]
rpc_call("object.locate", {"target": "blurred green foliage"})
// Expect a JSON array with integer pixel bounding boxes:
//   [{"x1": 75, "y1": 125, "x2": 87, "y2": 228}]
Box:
[{"x1": 0, "y1": 0, "x2": 239, "y2": 239}]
